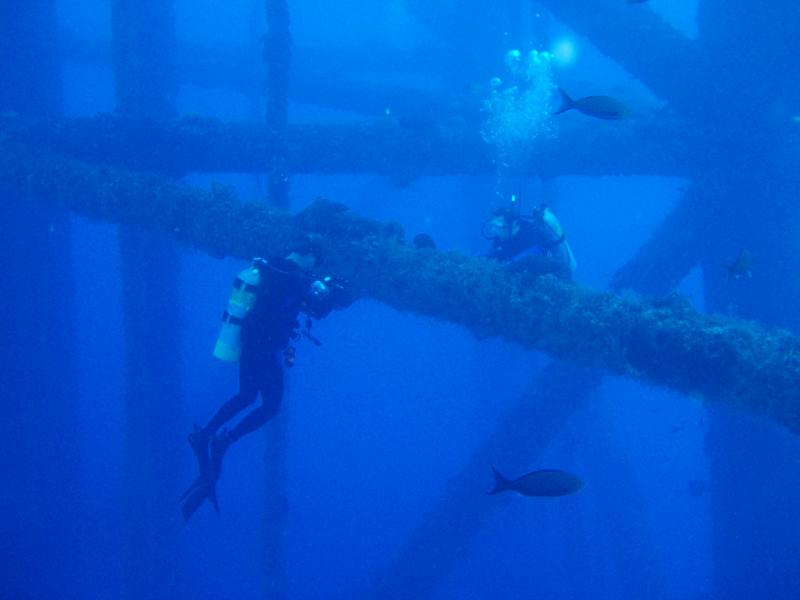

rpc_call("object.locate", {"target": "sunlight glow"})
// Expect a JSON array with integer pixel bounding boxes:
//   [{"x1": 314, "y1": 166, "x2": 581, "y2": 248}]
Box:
[{"x1": 551, "y1": 37, "x2": 578, "y2": 68}]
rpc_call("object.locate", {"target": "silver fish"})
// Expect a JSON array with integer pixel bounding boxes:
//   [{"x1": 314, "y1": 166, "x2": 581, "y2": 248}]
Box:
[{"x1": 488, "y1": 466, "x2": 584, "y2": 497}]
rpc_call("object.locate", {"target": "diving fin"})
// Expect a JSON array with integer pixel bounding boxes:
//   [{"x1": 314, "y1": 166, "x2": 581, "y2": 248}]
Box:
[
  {"x1": 180, "y1": 425, "x2": 221, "y2": 520},
  {"x1": 179, "y1": 472, "x2": 209, "y2": 505},
  {"x1": 179, "y1": 472, "x2": 219, "y2": 521},
  {"x1": 181, "y1": 477, "x2": 219, "y2": 521},
  {"x1": 188, "y1": 424, "x2": 210, "y2": 471},
  {"x1": 208, "y1": 484, "x2": 220, "y2": 515}
]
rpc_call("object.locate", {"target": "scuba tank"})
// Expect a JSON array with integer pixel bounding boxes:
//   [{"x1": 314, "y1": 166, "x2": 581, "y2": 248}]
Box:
[
  {"x1": 537, "y1": 206, "x2": 577, "y2": 273},
  {"x1": 213, "y1": 262, "x2": 262, "y2": 362}
]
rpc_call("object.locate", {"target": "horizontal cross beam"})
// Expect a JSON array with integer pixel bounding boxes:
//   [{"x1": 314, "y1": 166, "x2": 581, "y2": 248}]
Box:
[{"x1": 2, "y1": 141, "x2": 795, "y2": 431}]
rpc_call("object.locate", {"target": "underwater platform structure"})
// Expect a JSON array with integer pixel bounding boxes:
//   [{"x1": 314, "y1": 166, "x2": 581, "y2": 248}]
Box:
[{"x1": 5, "y1": 1, "x2": 800, "y2": 599}]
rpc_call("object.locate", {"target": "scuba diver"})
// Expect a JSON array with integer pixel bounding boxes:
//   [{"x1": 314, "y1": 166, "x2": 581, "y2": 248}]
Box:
[
  {"x1": 482, "y1": 197, "x2": 576, "y2": 278},
  {"x1": 180, "y1": 234, "x2": 355, "y2": 521}
]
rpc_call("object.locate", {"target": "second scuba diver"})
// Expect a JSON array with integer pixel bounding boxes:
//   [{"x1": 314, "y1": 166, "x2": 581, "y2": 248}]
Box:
[{"x1": 482, "y1": 198, "x2": 576, "y2": 278}]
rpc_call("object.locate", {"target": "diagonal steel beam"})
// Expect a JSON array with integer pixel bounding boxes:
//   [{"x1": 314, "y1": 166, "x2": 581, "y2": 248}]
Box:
[{"x1": 537, "y1": 0, "x2": 706, "y2": 112}]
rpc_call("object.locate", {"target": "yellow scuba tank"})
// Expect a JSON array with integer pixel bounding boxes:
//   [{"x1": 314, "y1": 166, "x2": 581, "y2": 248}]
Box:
[{"x1": 213, "y1": 263, "x2": 262, "y2": 362}]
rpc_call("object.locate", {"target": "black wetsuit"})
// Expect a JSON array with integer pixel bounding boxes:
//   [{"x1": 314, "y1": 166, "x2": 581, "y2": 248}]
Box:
[
  {"x1": 488, "y1": 212, "x2": 574, "y2": 279},
  {"x1": 489, "y1": 218, "x2": 548, "y2": 262},
  {"x1": 204, "y1": 257, "x2": 315, "y2": 443}
]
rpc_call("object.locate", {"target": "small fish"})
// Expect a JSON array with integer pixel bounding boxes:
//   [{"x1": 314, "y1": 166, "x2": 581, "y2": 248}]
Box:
[
  {"x1": 553, "y1": 88, "x2": 630, "y2": 120},
  {"x1": 488, "y1": 466, "x2": 584, "y2": 497},
  {"x1": 723, "y1": 249, "x2": 752, "y2": 284},
  {"x1": 626, "y1": 0, "x2": 648, "y2": 4}
]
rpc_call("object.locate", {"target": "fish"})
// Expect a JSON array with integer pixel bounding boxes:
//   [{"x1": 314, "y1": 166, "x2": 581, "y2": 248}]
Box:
[
  {"x1": 723, "y1": 248, "x2": 752, "y2": 284},
  {"x1": 553, "y1": 88, "x2": 630, "y2": 120},
  {"x1": 488, "y1": 466, "x2": 584, "y2": 497},
  {"x1": 626, "y1": 0, "x2": 648, "y2": 4}
]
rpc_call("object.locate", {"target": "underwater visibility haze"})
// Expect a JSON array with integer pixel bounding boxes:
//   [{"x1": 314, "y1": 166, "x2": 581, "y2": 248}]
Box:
[{"x1": 2, "y1": 1, "x2": 800, "y2": 599}]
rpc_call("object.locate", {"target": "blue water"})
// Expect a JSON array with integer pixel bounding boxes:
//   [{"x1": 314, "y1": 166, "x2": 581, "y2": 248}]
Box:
[{"x1": 3, "y1": 1, "x2": 800, "y2": 599}]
